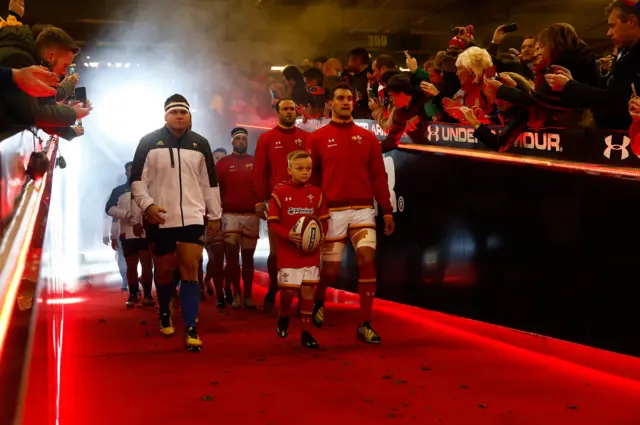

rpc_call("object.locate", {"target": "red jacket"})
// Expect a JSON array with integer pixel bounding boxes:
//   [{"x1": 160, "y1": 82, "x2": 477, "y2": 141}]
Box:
[
  {"x1": 216, "y1": 153, "x2": 258, "y2": 214},
  {"x1": 253, "y1": 125, "x2": 311, "y2": 203},
  {"x1": 267, "y1": 180, "x2": 329, "y2": 269},
  {"x1": 310, "y1": 121, "x2": 393, "y2": 215}
]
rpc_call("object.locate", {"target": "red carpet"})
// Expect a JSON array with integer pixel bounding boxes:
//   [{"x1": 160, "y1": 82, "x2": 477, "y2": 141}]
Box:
[{"x1": 23, "y1": 279, "x2": 640, "y2": 425}]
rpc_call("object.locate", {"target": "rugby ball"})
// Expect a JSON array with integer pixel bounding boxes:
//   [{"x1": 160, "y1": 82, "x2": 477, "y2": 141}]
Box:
[{"x1": 292, "y1": 216, "x2": 322, "y2": 253}]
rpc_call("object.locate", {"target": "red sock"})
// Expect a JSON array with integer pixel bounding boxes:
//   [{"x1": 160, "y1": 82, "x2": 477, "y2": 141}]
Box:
[
  {"x1": 314, "y1": 279, "x2": 329, "y2": 302},
  {"x1": 358, "y1": 282, "x2": 376, "y2": 324},
  {"x1": 299, "y1": 295, "x2": 314, "y2": 332},
  {"x1": 279, "y1": 289, "x2": 295, "y2": 317}
]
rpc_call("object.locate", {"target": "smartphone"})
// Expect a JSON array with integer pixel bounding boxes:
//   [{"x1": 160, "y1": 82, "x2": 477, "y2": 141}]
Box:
[
  {"x1": 271, "y1": 90, "x2": 279, "y2": 100},
  {"x1": 367, "y1": 88, "x2": 376, "y2": 99},
  {"x1": 502, "y1": 22, "x2": 518, "y2": 33},
  {"x1": 68, "y1": 63, "x2": 77, "y2": 75},
  {"x1": 74, "y1": 86, "x2": 87, "y2": 106}
]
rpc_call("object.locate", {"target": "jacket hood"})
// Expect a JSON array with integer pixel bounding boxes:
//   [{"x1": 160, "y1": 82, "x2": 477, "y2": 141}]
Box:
[{"x1": 0, "y1": 25, "x2": 38, "y2": 62}]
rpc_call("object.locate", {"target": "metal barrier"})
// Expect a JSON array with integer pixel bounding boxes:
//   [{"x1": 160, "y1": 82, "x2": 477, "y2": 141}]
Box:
[{"x1": 0, "y1": 132, "x2": 59, "y2": 425}]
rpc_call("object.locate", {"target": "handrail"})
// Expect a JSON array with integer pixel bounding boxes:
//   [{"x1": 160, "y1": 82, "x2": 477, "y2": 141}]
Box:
[
  {"x1": 240, "y1": 119, "x2": 638, "y2": 173},
  {"x1": 0, "y1": 133, "x2": 58, "y2": 425}
]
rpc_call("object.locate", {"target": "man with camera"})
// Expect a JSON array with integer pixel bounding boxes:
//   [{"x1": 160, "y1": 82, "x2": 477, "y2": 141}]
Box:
[{"x1": 0, "y1": 2, "x2": 92, "y2": 136}]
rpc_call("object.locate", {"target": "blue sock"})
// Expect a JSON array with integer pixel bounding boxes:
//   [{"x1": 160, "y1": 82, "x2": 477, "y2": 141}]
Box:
[
  {"x1": 180, "y1": 280, "x2": 200, "y2": 327},
  {"x1": 156, "y1": 283, "x2": 173, "y2": 316}
]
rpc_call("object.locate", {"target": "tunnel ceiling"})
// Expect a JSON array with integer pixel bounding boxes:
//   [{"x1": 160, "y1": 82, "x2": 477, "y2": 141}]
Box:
[{"x1": 21, "y1": 0, "x2": 614, "y2": 58}]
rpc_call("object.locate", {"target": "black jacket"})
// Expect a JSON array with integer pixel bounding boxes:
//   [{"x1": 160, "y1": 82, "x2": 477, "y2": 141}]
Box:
[
  {"x1": 0, "y1": 24, "x2": 77, "y2": 137},
  {"x1": 562, "y1": 41, "x2": 640, "y2": 130}
]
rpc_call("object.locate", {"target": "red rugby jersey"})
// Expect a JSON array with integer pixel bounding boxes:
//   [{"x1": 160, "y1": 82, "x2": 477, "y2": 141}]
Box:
[
  {"x1": 267, "y1": 180, "x2": 329, "y2": 269},
  {"x1": 216, "y1": 153, "x2": 258, "y2": 214},
  {"x1": 310, "y1": 120, "x2": 393, "y2": 215},
  {"x1": 253, "y1": 125, "x2": 311, "y2": 203}
]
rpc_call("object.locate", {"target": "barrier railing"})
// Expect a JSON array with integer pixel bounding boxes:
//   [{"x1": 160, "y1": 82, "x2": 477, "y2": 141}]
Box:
[
  {"x1": 290, "y1": 119, "x2": 640, "y2": 180},
  {"x1": 0, "y1": 132, "x2": 58, "y2": 425}
]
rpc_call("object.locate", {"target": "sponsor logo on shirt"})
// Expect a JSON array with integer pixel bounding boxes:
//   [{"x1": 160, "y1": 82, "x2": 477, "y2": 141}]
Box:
[{"x1": 288, "y1": 207, "x2": 314, "y2": 215}]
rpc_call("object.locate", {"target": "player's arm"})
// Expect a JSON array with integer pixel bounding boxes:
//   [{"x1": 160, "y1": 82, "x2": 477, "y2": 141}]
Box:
[
  {"x1": 316, "y1": 191, "x2": 330, "y2": 237},
  {"x1": 130, "y1": 136, "x2": 156, "y2": 214},
  {"x1": 198, "y1": 139, "x2": 223, "y2": 221},
  {"x1": 129, "y1": 192, "x2": 143, "y2": 226},
  {"x1": 108, "y1": 193, "x2": 131, "y2": 221},
  {"x1": 368, "y1": 135, "x2": 393, "y2": 216},
  {"x1": 110, "y1": 218, "x2": 119, "y2": 240},
  {"x1": 253, "y1": 134, "x2": 270, "y2": 204},
  {"x1": 266, "y1": 192, "x2": 290, "y2": 240}
]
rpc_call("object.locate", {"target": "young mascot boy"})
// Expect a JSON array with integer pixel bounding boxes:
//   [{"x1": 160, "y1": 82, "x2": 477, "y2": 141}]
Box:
[{"x1": 267, "y1": 150, "x2": 329, "y2": 349}]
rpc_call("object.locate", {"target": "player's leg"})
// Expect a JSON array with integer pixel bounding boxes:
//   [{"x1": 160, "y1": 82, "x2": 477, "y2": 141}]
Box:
[
  {"x1": 300, "y1": 267, "x2": 320, "y2": 349},
  {"x1": 176, "y1": 225, "x2": 206, "y2": 350},
  {"x1": 139, "y1": 241, "x2": 155, "y2": 307},
  {"x1": 239, "y1": 215, "x2": 259, "y2": 308},
  {"x1": 116, "y1": 238, "x2": 128, "y2": 291},
  {"x1": 224, "y1": 232, "x2": 242, "y2": 308},
  {"x1": 148, "y1": 226, "x2": 179, "y2": 336},
  {"x1": 205, "y1": 238, "x2": 226, "y2": 307},
  {"x1": 276, "y1": 268, "x2": 300, "y2": 339},
  {"x1": 263, "y1": 227, "x2": 278, "y2": 311},
  {"x1": 123, "y1": 239, "x2": 141, "y2": 308},
  {"x1": 198, "y1": 257, "x2": 205, "y2": 301},
  {"x1": 313, "y1": 210, "x2": 349, "y2": 327},
  {"x1": 348, "y1": 209, "x2": 381, "y2": 344}
]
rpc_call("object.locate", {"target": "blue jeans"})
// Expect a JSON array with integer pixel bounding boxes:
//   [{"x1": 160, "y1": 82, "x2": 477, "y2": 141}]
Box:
[{"x1": 116, "y1": 239, "x2": 127, "y2": 289}]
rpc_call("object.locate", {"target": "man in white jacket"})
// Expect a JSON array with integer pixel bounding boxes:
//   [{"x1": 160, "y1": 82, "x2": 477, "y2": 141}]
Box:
[
  {"x1": 130, "y1": 94, "x2": 222, "y2": 351},
  {"x1": 106, "y1": 162, "x2": 154, "y2": 308}
]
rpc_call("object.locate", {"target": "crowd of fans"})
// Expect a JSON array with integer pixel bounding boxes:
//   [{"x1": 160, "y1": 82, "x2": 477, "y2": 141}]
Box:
[
  {"x1": 2, "y1": 0, "x2": 640, "y2": 155},
  {"x1": 242, "y1": 0, "x2": 640, "y2": 153},
  {"x1": 0, "y1": 0, "x2": 92, "y2": 144}
]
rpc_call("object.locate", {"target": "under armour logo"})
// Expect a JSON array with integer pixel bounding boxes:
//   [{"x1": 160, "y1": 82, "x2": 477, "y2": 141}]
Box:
[
  {"x1": 426, "y1": 124, "x2": 440, "y2": 142},
  {"x1": 328, "y1": 138, "x2": 335, "y2": 144},
  {"x1": 285, "y1": 197, "x2": 292, "y2": 201},
  {"x1": 603, "y1": 135, "x2": 631, "y2": 160}
]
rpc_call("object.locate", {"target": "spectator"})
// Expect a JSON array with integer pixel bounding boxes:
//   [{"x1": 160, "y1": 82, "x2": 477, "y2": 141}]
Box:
[
  {"x1": 450, "y1": 46, "x2": 495, "y2": 120},
  {"x1": 488, "y1": 24, "x2": 536, "y2": 80},
  {"x1": 312, "y1": 56, "x2": 327, "y2": 70},
  {"x1": 282, "y1": 65, "x2": 311, "y2": 107},
  {"x1": 373, "y1": 74, "x2": 431, "y2": 150},
  {"x1": 345, "y1": 47, "x2": 372, "y2": 118},
  {"x1": 322, "y1": 57, "x2": 343, "y2": 94},
  {"x1": 0, "y1": 22, "x2": 91, "y2": 137},
  {"x1": 301, "y1": 67, "x2": 327, "y2": 118},
  {"x1": 546, "y1": 1, "x2": 640, "y2": 130},
  {"x1": 0, "y1": 65, "x2": 57, "y2": 97}
]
